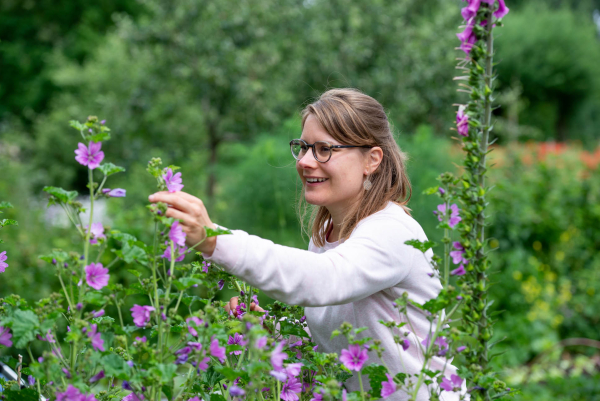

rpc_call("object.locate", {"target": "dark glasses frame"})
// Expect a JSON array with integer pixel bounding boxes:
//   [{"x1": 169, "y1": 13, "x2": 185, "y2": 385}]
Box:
[{"x1": 290, "y1": 139, "x2": 372, "y2": 163}]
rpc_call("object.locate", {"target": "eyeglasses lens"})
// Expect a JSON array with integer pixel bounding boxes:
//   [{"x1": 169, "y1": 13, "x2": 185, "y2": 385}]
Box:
[
  {"x1": 315, "y1": 142, "x2": 331, "y2": 162},
  {"x1": 291, "y1": 141, "x2": 308, "y2": 160}
]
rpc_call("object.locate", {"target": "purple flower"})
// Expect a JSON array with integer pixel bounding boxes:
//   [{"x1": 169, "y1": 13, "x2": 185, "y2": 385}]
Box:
[
  {"x1": 122, "y1": 394, "x2": 144, "y2": 401},
  {"x1": 162, "y1": 168, "x2": 184, "y2": 193},
  {"x1": 201, "y1": 261, "x2": 211, "y2": 273},
  {"x1": 457, "y1": 18, "x2": 477, "y2": 55},
  {"x1": 209, "y1": 337, "x2": 226, "y2": 362},
  {"x1": 92, "y1": 309, "x2": 105, "y2": 317},
  {"x1": 122, "y1": 381, "x2": 133, "y2": 391},
  {"x1": 62, "y1": 368, "x2": 71, "y2": 379},
  {"x1": 102, "y1": 188, "x2": 127, "y2": 197},
  {"x1": 186, "y1": 317, "x2": 204, "y2": 337},
  {"x1": 310, "y1": 392, "x2": 324, "y2": 401},
  {"x1": 169, "y1": 221, "x2": 187, "y2": 246},
  {"x1": 130, "y1": 304, "x2": 155, "y2": 327},
  {"x1": 461, "y1": 0, "x2": 481, "y2": 21},
  {"x1": 270, "y1": 370, "x2": 288, "y2": 382},
  {"x1": 457, "y1": 345, "x2": 467, "y2": 353},
  {"x1": 135, "y1": 336, "x2": 147, "y2": 344},
  {"x1": 435, "y1": 337, "x2": 449, "y2": 356},
  {"x1": 270, "y1": 342, "x2": 288, "y2": 371},
  {"x1": 435, "y1": 204, "x2": 462, "y2": 228},
  {"x1": 28, "y1": 375, "x2": 35, "y2": 386},
  {"x1": 85, "y1": 262, "x2": 109, "y2": 290},
  {"x1": 75, "y1": 142, "x2": 105, "y2": 170},
  {"x1": 87, "y1": 324, "x2": 105, "y2": 351},
  {"x1": 339, "y1": 344, "x2": 369, "y2": 371},
  {"x1": 218, "y1": 280, "x2": 225, "y2": 290},
  {"x1": 0, "y1": 251, "x2": 7, "y2": 273},
  {"x1": 38, "y1": 357, "x2": 44, "y2": 363},
  {"x1": 227, "y1": 333, "x2": 247, "y2": 355},
  {"x1": 0, "y1": 326, "x2": 12, "y2": 347},
  {"x1": 438, "y1": 187, "x2": 446, "y2": 196},
  {"x1": 230, "y1": 385, "x2": 245, "y2": 397},
  {"x1": 280, "y1": 377, "x2": 302, "y2": 401},
  {"x1": 450, "y1": 242, "x2": 468, "y2": 265},
  {"x1": 285, "y1": 363, "x2": 303, "y2": 377},
  {"x1": 89, "y1": 371, "x2": 105, "y2": 383},
  {"x1": 255, "y1": 336, "x2": 268, "y2": 349},
  {"x1": 451, "y1": 265, "x2": 467, "y2": 276},
  {"x1": 494, "y1": 0, "x2": 509, "y2": 19},
  {"x1": 188, "y1": 398, "x2": 202, "y2": 401},
  {"x1": 76, "y1": 303, "x2": 83, "y2": 310},
  {"x1": 456, "y1": 106, "x2": 469, "y2": 137},
  {"x1": 162, "y1": 241, "x2": 187, "y2": 262},
  {"x1": 401, "y1": 338, "x2": 410, "y2": 351},
  {"x1": 56, "y1": 385, "x2": 97, "y2": 401},
  {"x1": 440, "y1": 374, "x2": 464, "y2": 392},
  {"x1": 381, "y1": 373, "x2": 397, "y2": 398},
  {"x1": 175, "y1": 346, "x2": 192, "y2": 365}
]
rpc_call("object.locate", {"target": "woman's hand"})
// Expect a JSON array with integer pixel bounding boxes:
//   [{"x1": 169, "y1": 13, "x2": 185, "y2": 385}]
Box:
[
  {"x1": 148, "y1": 191, "x2": 217, "y2": 256},
  {"x1": 224, "y1": 296, "x2": 265, "y2": 317}
]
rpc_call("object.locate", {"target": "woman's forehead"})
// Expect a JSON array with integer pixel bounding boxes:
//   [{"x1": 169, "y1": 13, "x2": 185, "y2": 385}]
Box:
[{"x1": 300, "y1": 115, "x2": 338, "y2": 143}]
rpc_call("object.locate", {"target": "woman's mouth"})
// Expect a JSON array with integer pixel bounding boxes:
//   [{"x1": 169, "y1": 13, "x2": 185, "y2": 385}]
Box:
[{"x1": 305, "y1": 177, "x2": 329, "y2": 186}]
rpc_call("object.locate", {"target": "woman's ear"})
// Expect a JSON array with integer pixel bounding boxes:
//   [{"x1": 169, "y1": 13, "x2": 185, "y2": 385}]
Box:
[{"x1": 366, "y1": 147, "x2": 384, "y2": 175}]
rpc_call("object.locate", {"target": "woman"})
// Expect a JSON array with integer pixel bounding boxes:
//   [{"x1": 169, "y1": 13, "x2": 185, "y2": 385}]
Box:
[{"x1": 149, "y1": 88, "x2": 463, "y2": 400}]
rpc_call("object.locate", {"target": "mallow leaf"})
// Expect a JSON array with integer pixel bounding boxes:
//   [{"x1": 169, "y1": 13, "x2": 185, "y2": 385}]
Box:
[
  {"x1": 98, "y1": 163, "x2": 125, "y2": 177},
  {"x1": 205, "y1": 226, "x2": 232, "y2": 237},
  {"x1": 43, "y1": 186, "x2": 78, "y2": 204}
]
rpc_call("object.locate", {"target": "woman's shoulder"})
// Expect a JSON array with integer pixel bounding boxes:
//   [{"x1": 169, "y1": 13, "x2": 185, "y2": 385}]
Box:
[{"x1": 354, "y1": 201, "x2": 427, "y2": 240}]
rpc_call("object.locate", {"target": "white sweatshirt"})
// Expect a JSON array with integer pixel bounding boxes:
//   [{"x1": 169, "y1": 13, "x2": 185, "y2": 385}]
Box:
[{"x1": 205, "y1": 201, "x2": 465, "y2": 400}]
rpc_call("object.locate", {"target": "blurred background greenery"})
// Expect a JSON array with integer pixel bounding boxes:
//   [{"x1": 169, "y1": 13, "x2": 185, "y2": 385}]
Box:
[{"x1": 1, "y1": 0, "x2": 599, "y2": 399}]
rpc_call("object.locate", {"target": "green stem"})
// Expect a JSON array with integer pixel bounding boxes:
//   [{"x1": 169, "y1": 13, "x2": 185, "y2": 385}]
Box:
[
  {"x1": 78, "y1": 168, "x2": 95, "y2": 309},
  {"x1": 358, "y1": 373, "x2": 366, "y2": 401},
  {"x1": 27, "y1": 346, "x2": 43, "y2": 400},
  {"x1": 57, "y1": 272, "x2": 75, "y2": 311}
]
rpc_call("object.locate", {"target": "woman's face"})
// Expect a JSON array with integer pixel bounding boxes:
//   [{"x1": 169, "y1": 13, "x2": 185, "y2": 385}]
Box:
[{"x1": 296, "y1": 114, "x2": 368, "y2": 211}]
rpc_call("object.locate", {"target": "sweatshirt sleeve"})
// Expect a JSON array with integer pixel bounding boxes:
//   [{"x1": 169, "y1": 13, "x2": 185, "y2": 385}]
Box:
[{"x1": 204, "y1": 217, "x2": 422, "y2": 307}]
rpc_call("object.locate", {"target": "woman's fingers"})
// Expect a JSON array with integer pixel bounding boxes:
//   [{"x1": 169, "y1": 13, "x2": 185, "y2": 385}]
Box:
[
  {"x1": 250, "y1": 302, "x2": 265, "y2": 313},
  {"x1": 149, "y1": 192, "x2": 194, "y2": 213}
]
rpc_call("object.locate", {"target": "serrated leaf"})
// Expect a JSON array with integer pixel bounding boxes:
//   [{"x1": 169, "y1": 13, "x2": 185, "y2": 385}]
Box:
[
  {"x1": 0, "y1": 201, "x2": 13, "y2": 209},
  {"x1": 84, "y1": 291, "x2": 106, "y2": 306},
  {"x1": 150, "y1": 364, "x2": 177, "y2": 384},
  {"x1": 69, "y1": 120, "x2": 85, "y2": 131},
  {"x1": 214, "y1": 366, "x2": 249, "y2": 382},
  {"x1": 173, "y1": 277, "x2": 203, "y2": 291},
  {"x1": 86, "y1": 132, "x2": 111, "y2": 142},
  {"x1": 10, "y1": 310, "x2": 40, "y2": 348},
  {"x1": 127, "y1": 269, "x2": 141, "y2": 278},
  {"x1": 404, "y1": 239, "x2": 436, "y2": 253},
  {"x1": 43, "y1": 186, "x2": 78, "y2": 203},
  {"x1": 0, "y1": 219, "x2": 18, "y2": 227},
  {"x1": 98, "y1": 163, "x2": 125, "y2": 177},
  {"x1": 125, "y1": 283, "x2": 146, "y2": 296},
  {"x1": 363, "y1": 364, "x2": 387, "y2": 398},
  {"x1": 101, "y1": 354, "x2": 130, "y2": 379},
  {"x1": 205, "y1": 226, "x2": 232, "y2": 237},
  {"x1": 279, "y1": 320, "x2": 309, "y2": 338},
  {"x1": 111, "y1": 232, "x2": 137, "y2": 245},
  {"x1": 121, "y1": 243, "x2": 148, "y2": 266}
]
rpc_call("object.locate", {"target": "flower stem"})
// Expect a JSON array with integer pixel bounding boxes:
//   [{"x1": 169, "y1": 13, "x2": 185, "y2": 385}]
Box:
[{"x1": 358, "y1": 373, "x2": 366, "y2": 401}]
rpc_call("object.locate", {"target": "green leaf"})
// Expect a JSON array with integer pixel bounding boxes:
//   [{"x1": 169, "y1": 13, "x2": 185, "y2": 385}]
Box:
[
  {"x1": 279, "y1": 319, "x2": 309, "y2": 338},
  {"x1": 394, "y1": 372, "x2": 407, "y2": 385},
  {"x1": 0, "y1": 219, "x2": 18, "y2": 227},
  {"x1": 101, "y1": 354, "x2": 130, "y2": 379},
  {"x1": 39, "y1": 250, "x2": 69, "y2": 264},
  {"x1": 84, "y1": 291, "x2": 106, "y2": 306},
  {"x1": 98, "y1": 162, "x2": 126, "y2": 177},
  {"x1": 124, "y1": 283, "x2": 146, "y2": 296},
  {"x1": 173, "y1": 277, "x2": 203, "y2": 291},
  {"x1": 0, "y1": 201, "x2": 13, "y2": 210},
  {"x1": 92, "y1": 316, "x2": 115, "y2": 325},
  {"x1": 404, "y1": 239, "x2": 436, "y2": 253},
  {"x1": 10, "y1": 310, "x2": 40, "y2": 348},
  {"x1": 150, "y1": 364, "x2": 177, "y2": 384},
  {"x1": 121, "y1": 243, "x2": 148, "y2": 266},
  {"x1": 3, "y1": 388, "x2": 40, "y2": 401},
  {"x1": 111, "y1": 232, "x2": 137, "y2": 245},
  {"x1": 69, "y1": 120, "x2": 85, "y2": 131},
  {"x1": 205, "y1": 226, "x2": 232, "y2": 237},
  {"x1": 214, "y1": 365, "x2": 249, "y2": 382},
  {"x1": 127, "y1": 269, "x2": 141, "y2": 278},
  {"x1": 423, "y1": 186, "x2": 440, "y2": 195},
  {"x1": 363, "y1": 364, "x2": 387, "y2": 398},
  {"x1": 43, "y1": 186, "x2": 78, "y2": 203},
  {"x1": 162, "y1": 385, "x2": 173, "y2": 400},
  {"x1": 86, "y1": 132, "x2": 111, "y2": 142}
]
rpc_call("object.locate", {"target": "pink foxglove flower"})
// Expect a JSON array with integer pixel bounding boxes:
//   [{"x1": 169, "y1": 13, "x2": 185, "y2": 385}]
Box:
[
  {"x1": 209, "y1": 337, "x2": 226, "y2": 362},
  {"x1": 0, "y1": 326, "x2": 12, "y2": 347},
  {"x1": 456, "y1": 106, "x2": 469, "y2": 136},
  {"x1": 434, "y1": 204, "x2": 462, "y2": 228},
  {"x1": 494, "y1": 0, "x2": 509, "y2": 19},
  {"x1": 440, "y1": 374, "x2": 464, "y2": 392},
  {"x1": 130, "y1": 304, "x2": 155, "y2": 327},
  {"x1": 280, "y1": 377, "x2": 302, "y2": 401},
  {"x1": 339, "y1": 344, "x2": 369, "y2": 371},
  {"x1": 0, "y1": 251, "x2": 7, "y2": 273},
  {"x1": 381, "y1": 373, "x2": 397, "y2": 398},
  {"x1": 75, "y1": 142, "x2": 104, "y2": 170},
  {"x1": 456, "y1": 18, "x2": 477, "y2": 55},
  {"x1": 461, "y1": 0, "x2": 481, "y2": 21},
  {"x1": 270, "y1": 342, "x2": 288, "y2": 371},
  {"x1": 162, "y1": 168, "x2": 184, "y2": 192},
  {"x1": 87, "y1": 324, "x2": 105, "y2": 352},
  {"x1": 85, "y1": 263, "x2": 109, "y2": 290}
]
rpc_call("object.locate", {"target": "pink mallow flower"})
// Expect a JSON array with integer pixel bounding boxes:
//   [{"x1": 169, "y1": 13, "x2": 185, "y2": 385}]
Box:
[
  {"x1": 87, "y1": 324, "x2": 105, "y2": 352},
  {"x1": 0, "y1": 326, "x2": 13, "y2": 347},
  {"x1": 186, "y1": 317, "x2": 204, "y2": 337},
  {"x1": 440, "y1": 374, "x2": 464, "y2": 392},
  {"x1": 130, "y1": 305, "x2": 155, "y2": 327},
  {"x1": 169, "y1": 221, "x2": 187, "y2": 246},
  {"x1": 0, "y1": 251, "x2": 7, "y2": 273},
  {"x1": 162, "y1": 168, "x2": 184, "y2": 192},
  {"x1": 381, "y1": 373, "x2": 398, "y2": 398},
  {"x1": 280, "y1": 377, "x2": 302, "y2": 401},
  {"x1": 101, "y1": 188, "x2": 126, "y2": 197},
  {"x1": 86, "y1": 222, "x2": 106, "y2": 244},
  {"x1": 339, "y1": 344, "x2": 369, "y2": 371},
  {"x1": 456, "y1": 106, "x2": 469, "y2": 137},
  {"x1": 56, "y1": 385, "x2": 97, "y2": 401},
  {"x1": 85, "y1": 263, "x2": 109, "y2": 290},
  {"x1": 162, "y1": 241, "x2": 187, "y2": 262},
  {"x1": 75, "y1": 142, "x2": 104, "y2": 170},
  {"x1": 227, "y1": 333, "x2": 247, "y2": 355},
  {"x1": 270, "y1": 342, "x2": 288, "y2": 371},
  {"x1": 209, "y1": 337, "x2": 226, "y2": 362}
]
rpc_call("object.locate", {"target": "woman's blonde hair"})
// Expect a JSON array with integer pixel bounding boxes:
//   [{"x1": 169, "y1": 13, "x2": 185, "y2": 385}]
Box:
[{"x1": 297, "y1": 88, "x2": 412, "y2": 247}]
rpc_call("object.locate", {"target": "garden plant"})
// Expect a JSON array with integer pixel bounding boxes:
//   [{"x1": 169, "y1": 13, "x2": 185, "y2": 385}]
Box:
[{"x1": 0, "y1": 1, "x2": 513, "y2": 400}]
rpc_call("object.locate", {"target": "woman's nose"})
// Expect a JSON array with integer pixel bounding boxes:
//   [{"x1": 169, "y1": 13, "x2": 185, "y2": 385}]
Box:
[{"x1": 298, "y1": 149, "x2": 319, "y2": 168}]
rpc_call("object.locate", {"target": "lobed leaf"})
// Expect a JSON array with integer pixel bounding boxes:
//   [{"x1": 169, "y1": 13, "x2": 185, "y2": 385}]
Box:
[{"x1": 98, "y1": 162, "x2": 126, "y2": 177}]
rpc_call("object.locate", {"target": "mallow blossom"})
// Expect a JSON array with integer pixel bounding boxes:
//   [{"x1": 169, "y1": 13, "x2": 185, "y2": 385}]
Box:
[
  {"x1": 209, "y1": 337, "x2": 226, "y2": 363},
  {"x1": 162, "y1": 241, "x2": 187, "y2": 262},
  {"x1": 162, "y1": 168, "x2": 184, "y2": 192},
  {"x1": 169, "y1": 221, "x2": 187, "y2": 246},
  {"x1": 280, "y1": 377, "x2": 303, "y2": 401},
  {"x1": 0, "y1": 251, "x2": 7, "y2": 273},
  {"x1": 339, "y1": 344, "x2": 369, "y2": 371},
  {"x1": 451, "y1": 265, "x2": 467, "y2": 276},
  {"x1": 270, "y1": 342, "x2": 288, "y2": 371},
  {"x1": 130, "y1": 305, "x2": 155, "y2": 327},
  {"x1": 381, "y1": 373, "x2": 398, "y2": 398},
  {"x1": 86, "y1": 222, "x2": 106, "y2": 244},
  {"x1": 87, "y1": 324, "x2": 105, "y2": 351},
  {"x1": 56, "y1": 385, "x2": 97, "y2": 401},
  {"x1": 434, "y1": 204, "x2": 462, "y2": 228},
  {"x1": 101, "y1": 188, "x2": 126, "y2": 197},
  {"x1": 186, "y1": 317, "x2": 204, "y2": 336},
  {"x1": 227, "y1": 333, "x2": 247, "y2": 355},
  {"x1": 0, "y1": 326, "x2": 13, "y2": 347},
  {"x1": 74, "y1": 141, "x2": 104, "y2": 170},
  {"x1": 440, "y1": 374, "x2": 465, "y2": 392},
  {"x1": 85, "y1": 263, "x2": 109, "y2": 290}
]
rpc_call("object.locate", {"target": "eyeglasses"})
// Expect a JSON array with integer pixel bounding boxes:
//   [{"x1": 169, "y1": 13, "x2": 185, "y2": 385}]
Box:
[{"x1": 290, "y1": 139, "x2": 372, "y2": 163}]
